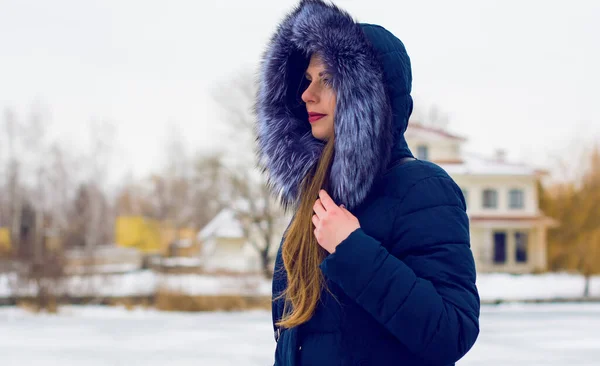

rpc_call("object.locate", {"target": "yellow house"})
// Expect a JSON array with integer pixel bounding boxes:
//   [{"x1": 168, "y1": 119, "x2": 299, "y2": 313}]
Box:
[
  {"x1": 114, "y1": 216, "x2": 199, "y2": 255},
  {"x1": 0, "y1": 227, "x2": 63, "y2": 256},
  {"x1": 115, "y1": 216, "x2": 162, "y2": 253},
  {"x1": 0, "y1": 227, "x2": 11, "y2": 254}
]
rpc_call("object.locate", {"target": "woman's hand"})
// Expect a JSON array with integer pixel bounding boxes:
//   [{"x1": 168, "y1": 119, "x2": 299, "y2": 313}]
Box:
[{"x1": 312, "y1": 189, "x2": 361, "y2": 254}]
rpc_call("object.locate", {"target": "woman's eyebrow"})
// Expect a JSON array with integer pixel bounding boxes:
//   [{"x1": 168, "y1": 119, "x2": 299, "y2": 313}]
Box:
[{"x1": 304, "y1": 71, "x2": 328, "y2": 79}]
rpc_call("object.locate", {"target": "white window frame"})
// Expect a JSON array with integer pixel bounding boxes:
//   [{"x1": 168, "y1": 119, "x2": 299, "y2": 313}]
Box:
[
  {"x1": 509, "y1": 189, "x2": 525, "y2": 209},
  {"x1": 482, "y1": 189, "x2": 498, "y2": 209}
]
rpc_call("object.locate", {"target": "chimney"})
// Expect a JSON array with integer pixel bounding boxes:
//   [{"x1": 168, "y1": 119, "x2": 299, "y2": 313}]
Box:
[{"x1": 495, "y1": 149, "x2": 506, "y2": 162}]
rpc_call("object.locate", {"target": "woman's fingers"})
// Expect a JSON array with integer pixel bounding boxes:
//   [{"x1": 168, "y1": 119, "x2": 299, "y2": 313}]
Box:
[
  {"x1": 318, "y1": 189, "x2": 337, "y2": 211},
  {"x1": 313, "y1": 198, "x2": 326, "y2": 219},
  {"x1": 312, "y1": 214, "x2": 320, "y2": 227}
]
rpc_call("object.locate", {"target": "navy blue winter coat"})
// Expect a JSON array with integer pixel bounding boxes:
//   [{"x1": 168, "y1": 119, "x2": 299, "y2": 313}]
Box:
[{"x1": 256, "y1": 1, "x2": 480, "y2": 365}]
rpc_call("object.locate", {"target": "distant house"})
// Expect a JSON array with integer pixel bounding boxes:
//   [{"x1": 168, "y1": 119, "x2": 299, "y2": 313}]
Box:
[
  {"x1": 114, "y1": 216, "x2": 162, "y2": 254},
  {"x1": 64, "y1": 244, "x2": 143, "y2": 274},
  {"x1": 151, "y1": 238, "x2": 202, "y2": 274},
  {"x1": 197, "y1": 208, "x2": 284, "y2": 274},
  {"x1": 114, "y1": 216, "x2": 199, "y2": 256},
  {"x1": 167, "y1": 238, "x2": 200, "y2": 258},
  {"x1": 0, "y1": 227, "x2": 10, "y2": 255},
  {"x1": 405, "y1": 122, "x2": 557, "y2": 273}
]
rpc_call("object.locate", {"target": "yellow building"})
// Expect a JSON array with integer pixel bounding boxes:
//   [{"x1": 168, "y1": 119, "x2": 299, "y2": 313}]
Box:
[
  {"x1": 0, "y1": 227, "x2": 63, "y2": 256},
  {"x1": 0, "y1": 227, "x2": 11, "y2": 254},
  {"x1": 114, "y1": 216, "x2": 199, "y2": 256}
]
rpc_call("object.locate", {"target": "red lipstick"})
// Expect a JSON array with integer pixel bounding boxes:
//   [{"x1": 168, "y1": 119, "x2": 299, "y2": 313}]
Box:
[{"x1": 308, "y1": 112, "x2": 326, "y2": 123}]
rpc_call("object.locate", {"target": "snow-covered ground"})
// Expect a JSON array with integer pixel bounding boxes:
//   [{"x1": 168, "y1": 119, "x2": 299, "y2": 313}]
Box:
[
  {"x1": 460, "y1": 303, "x2": 600, "y2": 365},
  {"x1": 1, "y1": 271, "x2": 599, "y2": 301},
  {"x1": 1, "y1": 304, "x2": 599, "y2": 366},
  {"x1": 2, "y1": 271, "x2": 599, "y2": 302},
  {"x1": 476, "y1": 273, "x2": 600, "y2": 302},
  {"x1": 0, "y1": 270, "x2": 272, "y2": 298}
]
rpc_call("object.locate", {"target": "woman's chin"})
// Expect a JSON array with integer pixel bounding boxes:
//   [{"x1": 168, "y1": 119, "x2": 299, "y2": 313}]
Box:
[
  {"x1": 311, "y1": 133, "x2": 327, "y2": 141},
  {"x1": 311, "y1": 128, "x2": 331, "y2": 141}
]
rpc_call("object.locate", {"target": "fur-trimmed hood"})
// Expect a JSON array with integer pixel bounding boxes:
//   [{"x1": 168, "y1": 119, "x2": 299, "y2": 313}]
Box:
[{"x1": 256, "y1": 0, "x2": 414, "y2": 210}]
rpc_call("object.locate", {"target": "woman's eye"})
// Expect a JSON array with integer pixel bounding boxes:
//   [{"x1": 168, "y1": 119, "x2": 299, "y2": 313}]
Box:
[{"x1": 301, "y1": 77, "x2": 311, "y2": 90}]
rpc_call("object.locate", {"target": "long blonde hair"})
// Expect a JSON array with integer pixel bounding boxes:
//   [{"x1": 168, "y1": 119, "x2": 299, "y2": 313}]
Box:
[{"x1": 276, "y1": 136, "x2": 336, "y2": 329}]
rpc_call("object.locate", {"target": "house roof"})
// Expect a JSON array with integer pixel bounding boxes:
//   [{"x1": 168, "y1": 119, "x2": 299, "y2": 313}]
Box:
[
  {"x1": 198, "y1": 208, "x2": 245, "y2": 241},
  {"x1": 439, "y1": 153, "x2": 543, "y2": 177},
  {"x1": 405, "y1": 121, "x2": 546, "y2": 177},
  {"x1": 407, "y1": 122, "x2": 467, "y2": 142}
]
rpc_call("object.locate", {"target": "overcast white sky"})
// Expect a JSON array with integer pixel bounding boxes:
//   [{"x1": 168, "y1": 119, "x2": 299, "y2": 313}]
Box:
[{"x1": 1, "y1": 0, "x2": 599, "y2": 182}]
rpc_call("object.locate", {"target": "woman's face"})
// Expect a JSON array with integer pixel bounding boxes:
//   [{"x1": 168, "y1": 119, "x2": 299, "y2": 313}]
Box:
[{"x1": 301, "y1": 54, "x2": 336, "y2": 141}]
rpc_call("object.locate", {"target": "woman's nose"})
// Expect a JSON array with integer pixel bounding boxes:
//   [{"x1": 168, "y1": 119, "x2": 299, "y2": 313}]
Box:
[{"x1": 301, "y1": 82, "x2": 319, "y2": 104}]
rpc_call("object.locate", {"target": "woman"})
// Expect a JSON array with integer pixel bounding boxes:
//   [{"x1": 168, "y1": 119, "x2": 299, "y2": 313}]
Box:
[{"x1": 256, "y1": 1, "x2": 480, "y2": 365}]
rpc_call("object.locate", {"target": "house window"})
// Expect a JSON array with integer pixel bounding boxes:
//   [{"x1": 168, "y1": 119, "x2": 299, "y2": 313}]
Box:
[
  {"x1": 509, "y1": 189, "x2": 524, "y2": 209},
  {"x1": 417, "y1": 145, "x2": 429, "y2": 160},
  {"x1": 515, "y1": 232, "x2": 528, "y2": 263},
  {"x1": 493, "y1": 231, "x2": 507, "y2": 264},
  {"x1": 483, "y1": 189, "x2": 498, "y2": 209}
]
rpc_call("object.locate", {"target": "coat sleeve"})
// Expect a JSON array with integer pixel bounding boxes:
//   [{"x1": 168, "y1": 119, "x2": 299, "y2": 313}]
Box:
[
  {"x1": 319, "y1": 176, "x2": 480, "y2": 365},
  {"x1": 271, "y1": 241, "x2": 284, "y2": 341},
  {"x1": 272, "y1": 217, "x2": 294, "y2": 341}
]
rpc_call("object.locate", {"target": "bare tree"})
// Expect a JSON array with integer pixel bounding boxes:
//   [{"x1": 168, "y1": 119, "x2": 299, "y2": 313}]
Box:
[
  {"x1": 45, "y1": 144, "x2": 77, "y2": 243},
  {"x1": 190, "y1": 152, "x2": 229, "y2": 231},
  {"x1": 1, "y1": 103, "x2": 68, "y2": 311},
  {"x1": 26, "y1": 102, "x2": 49, "y2": 266},
  {"x1": 212, "y1": 70, "x2": 289, "y2": 278},
  {"x1": 83, "y1": 119, "x2": 116, "y2": 252},
  {"x1": 114, "y1": 127, "x2": 205, "y2": 258},
  {"x1": 3, "y1": 108, "x2": 25, "y2": 258},
  {"x1": 115, "y1": 174, "x2": 155, "y2": 218},
  {"x1": 0, "y1": 103, "x2": 119, "y2": 309},
  {"x1": 147, "y1": 127, "x2": 196, "y2": 241},
  {"x1": 229, "y1": 168, "x2": 287, "y2": 278}
]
